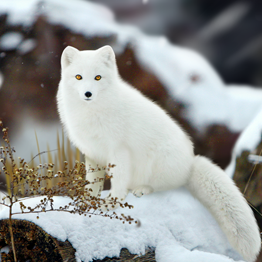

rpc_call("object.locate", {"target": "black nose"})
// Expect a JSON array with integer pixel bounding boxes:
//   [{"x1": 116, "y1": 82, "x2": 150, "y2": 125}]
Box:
[{"x1": 85, "y1": 91, "x2": 92, "y2": 98}]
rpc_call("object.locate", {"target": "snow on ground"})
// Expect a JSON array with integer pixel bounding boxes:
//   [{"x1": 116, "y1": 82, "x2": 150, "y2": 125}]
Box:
[
  {"x1": 1, "y1": 0, "x2": 262, "y2": 132},
  {"x1": 0, "y1": 189, "x2": 244, "y2": 262},
  {"x1": 226, "y1": 105, "x2": 262, "y2": 177}
]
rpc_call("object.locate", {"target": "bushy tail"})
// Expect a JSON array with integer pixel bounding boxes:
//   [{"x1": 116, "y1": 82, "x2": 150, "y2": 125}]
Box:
[{"x1": 187, "y1": 155, "x2": 261, "y2": 262}]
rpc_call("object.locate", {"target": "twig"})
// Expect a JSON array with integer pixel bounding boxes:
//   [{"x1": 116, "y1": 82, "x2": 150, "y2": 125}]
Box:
[{"x1": 28, "y1": 149, "x2": 58, "y2": 164}]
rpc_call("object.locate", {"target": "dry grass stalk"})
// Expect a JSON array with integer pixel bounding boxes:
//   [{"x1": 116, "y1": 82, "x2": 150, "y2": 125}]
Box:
[{"x1": 0, "y1": 120, "x2": 137, "y2": 262}]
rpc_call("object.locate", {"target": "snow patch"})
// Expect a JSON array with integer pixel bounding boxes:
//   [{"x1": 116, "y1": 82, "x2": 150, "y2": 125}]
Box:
[
  {"x1": 0, "y1": 32, "x2": 23, "y2": 51},
  {"x1": 226, "y1": 106, "x2": 262, "y2": 177},
  {"x1": 18, "y1": 38, "x2": 37, "y2": 55},
  {"x1": 0, "y1": 71, "x2": 4, "y2": 89},
  {"x1": 0, "y1": 189, "x2": 244, "y2": 261}
]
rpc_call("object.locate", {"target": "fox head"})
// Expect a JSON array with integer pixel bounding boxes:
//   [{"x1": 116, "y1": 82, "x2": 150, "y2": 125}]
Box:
[{"x1": 60, "y1": 45, "x2": 118, "y2": 102}]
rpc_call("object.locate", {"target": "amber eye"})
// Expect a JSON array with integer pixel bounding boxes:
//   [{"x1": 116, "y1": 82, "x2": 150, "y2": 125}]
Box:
[
  {"x1": 95, "y1": 75, "x2": 101, "y2": 81},
  {"x1": 75, "y1": 74, "x2": 82, "y2": 80}
]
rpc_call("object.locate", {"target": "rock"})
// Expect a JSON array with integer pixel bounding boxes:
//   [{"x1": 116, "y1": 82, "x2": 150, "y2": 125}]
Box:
[
  {"x1": 0, "y1": 218, "x2": 156, "y2": 262},
  {"x1": 93, "y1": 248, "x2": 156, "y2": 262},
  {"x1": 0, "y1": 219, "x2": 76, "y2": 262},
  {"x1": 233, "y1": 140, "x2": 262, "y2": 226}
]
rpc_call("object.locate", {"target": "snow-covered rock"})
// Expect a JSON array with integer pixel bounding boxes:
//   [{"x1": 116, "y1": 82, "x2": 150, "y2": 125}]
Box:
[
  {"x1": 225, "y1": 106, "x2": 262, "y2": 215},
  {"x1": 226, "y1": 106, "x2": 262, "y2": 178},
  {"x1": 0, "y1": 189, "x2": 244, "y2": 261}
]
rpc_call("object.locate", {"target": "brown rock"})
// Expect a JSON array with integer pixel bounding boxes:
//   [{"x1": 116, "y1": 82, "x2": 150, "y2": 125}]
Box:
[
  {"x1": 0, "y1": 218, "x2": 155, "y2": 262},
  {"x1": 0, "y1": 219, "x2": 76, "y2": 262}
]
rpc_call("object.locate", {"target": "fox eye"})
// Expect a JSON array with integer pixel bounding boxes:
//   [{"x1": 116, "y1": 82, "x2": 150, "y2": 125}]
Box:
[
  {"x1": 75, "y1": 74, "x2": 82, "y2": 80},
  {"x1": 95, "y1": 75, "x2": 102, "y2": 81}
]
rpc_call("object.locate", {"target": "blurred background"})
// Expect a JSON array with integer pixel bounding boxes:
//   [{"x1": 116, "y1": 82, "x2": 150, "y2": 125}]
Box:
[
  {"x1": 1, "y1": 0, "x2": 262, "y2": 172},
  {"x1": 0, "y1": 0, "x2": 262, "y2": 259},
  {"x1": 0, "y1": 0, "x2": 261, "y2": 162},
  {"x1": 0, "y1": 0, "x2": 262, "y2": 172}
]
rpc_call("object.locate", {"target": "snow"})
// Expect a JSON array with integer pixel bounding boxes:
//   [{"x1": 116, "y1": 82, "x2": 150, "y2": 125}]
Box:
[
  {"x1": 0, "y1": 71, "x2": 4, "y2": 89},
  {"x1": 40, "y1": 0, "x2": 115, "y2": 36},
  {"x1": 0, "y1": 0, "x2": 262, "y2": 132},
  {"x1": 248, "y1": 154, "x2": 262, "y2": 164},
  {"x1": 0, "y1": 245, "x2": 10, "y2": 259},
  {"x1": 0, "y1": 189, "x2": 244, "y2": 262},
  {"x1": 226, "y1": 106, "x2": 262, "y2": 177},
  {"x1": 0, "y1": 0, "x2": 37, "y2": 26},
  {"x1": 17, "y1": 38, "x2": 37, "y2": 55},
  {"x1": 0, "y1": 246, "x2": 10, "y2": 254},
  {"x1": 0, "y1": 32, "x2": 23, "y2": 51}
]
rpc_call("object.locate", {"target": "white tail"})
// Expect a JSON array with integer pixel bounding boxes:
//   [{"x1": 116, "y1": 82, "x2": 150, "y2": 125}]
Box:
[{"x1": 187, "y1": 155, "x2": 261, "y2": 262}]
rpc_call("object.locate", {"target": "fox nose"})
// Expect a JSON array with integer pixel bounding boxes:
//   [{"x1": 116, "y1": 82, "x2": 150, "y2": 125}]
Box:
[{"x1": 85, "y1": 91, "x2": 92, "y2": 98}]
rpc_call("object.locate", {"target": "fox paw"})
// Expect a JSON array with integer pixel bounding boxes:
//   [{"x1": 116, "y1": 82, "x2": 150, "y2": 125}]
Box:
[{"x1": 132, "y1": 185, "x2": 154, "y2": 198}]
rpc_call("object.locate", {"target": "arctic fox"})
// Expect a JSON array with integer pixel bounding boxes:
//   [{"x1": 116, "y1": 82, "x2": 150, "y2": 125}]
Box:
[{"x1": 57, "y1": 45, "x2": 261, "y2": 261}]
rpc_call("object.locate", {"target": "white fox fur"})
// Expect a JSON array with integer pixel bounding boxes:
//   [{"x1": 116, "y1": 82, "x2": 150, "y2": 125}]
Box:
[{"x1": 57, "y1": 45, "x2": 261, "y2": 261}]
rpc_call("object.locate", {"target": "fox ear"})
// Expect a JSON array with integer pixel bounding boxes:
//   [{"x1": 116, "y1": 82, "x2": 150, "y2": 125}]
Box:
[
  {"x1": 97, "y1": 45, "x2": 116, "y2": 67},
  {"x1": 61, "y1": 46, "x2": 79, "y2": 69}
]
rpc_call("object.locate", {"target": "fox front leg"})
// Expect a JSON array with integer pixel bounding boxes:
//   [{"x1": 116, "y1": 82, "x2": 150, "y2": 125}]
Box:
[
  {"x1": 85, "y1": 155, "x2": 105, "y2": 197},
  {"x1": 107, "y1": 147, "x2": 132, "y2": 201},
  {"x1": 98, "y1": 148, "x2": 131, "y2": 211}
]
